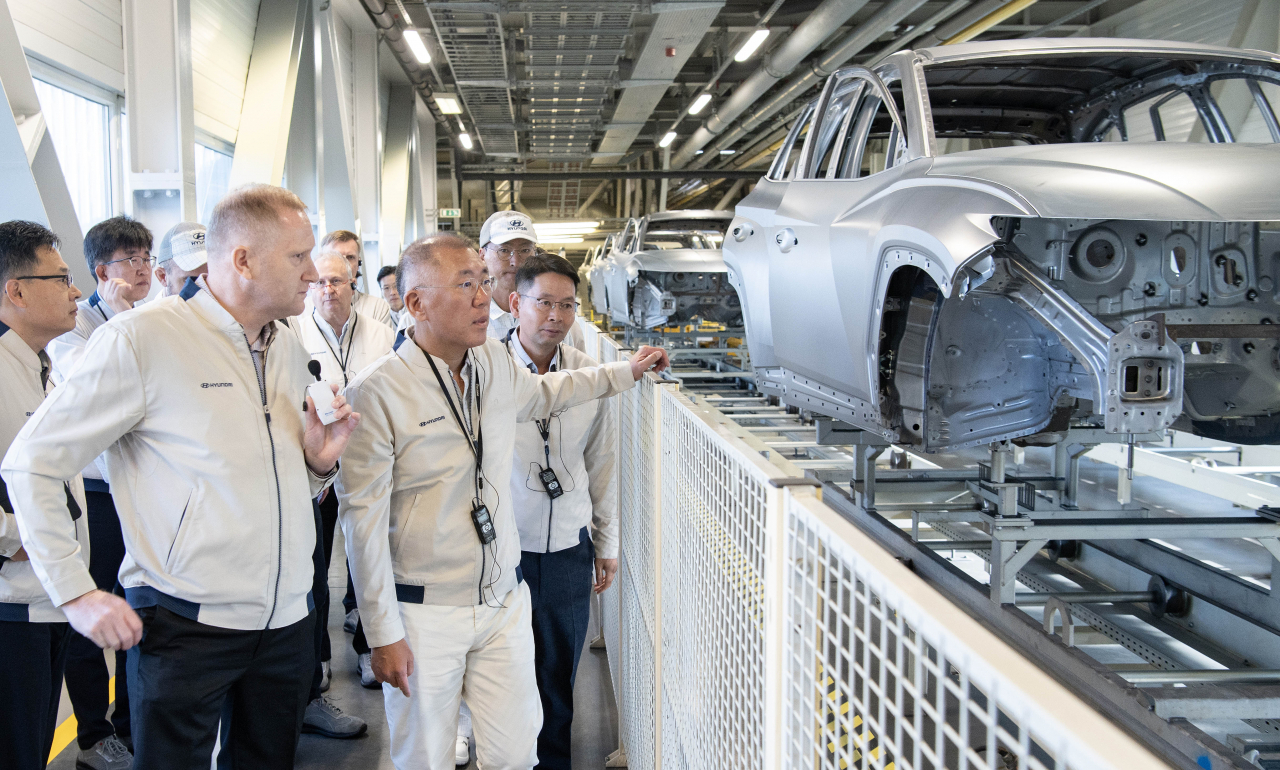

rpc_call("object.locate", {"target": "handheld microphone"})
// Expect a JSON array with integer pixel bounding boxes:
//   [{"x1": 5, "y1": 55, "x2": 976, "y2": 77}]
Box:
[{"x1": 306, "y1": 360, "x2": 341, "y2": 425}]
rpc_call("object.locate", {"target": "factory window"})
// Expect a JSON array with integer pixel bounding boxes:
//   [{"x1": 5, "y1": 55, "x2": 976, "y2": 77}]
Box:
[
  {"x1": 32, "y1": 78, "x2": 114, "y2": 232},
  {"x1": 196, "y1": 144, "x2": 234, "y2": 225}
]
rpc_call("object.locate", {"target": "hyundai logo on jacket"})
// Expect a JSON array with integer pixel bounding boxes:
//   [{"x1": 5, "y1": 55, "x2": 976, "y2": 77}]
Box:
[{"x1": 1, "y1": 277, "x2": 335, "y2": 631}]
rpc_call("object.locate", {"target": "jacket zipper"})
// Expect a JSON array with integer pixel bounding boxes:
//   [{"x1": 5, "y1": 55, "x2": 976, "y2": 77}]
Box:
[{"x1": 245, "y1": 333, "x2": 285, "y2": 627}]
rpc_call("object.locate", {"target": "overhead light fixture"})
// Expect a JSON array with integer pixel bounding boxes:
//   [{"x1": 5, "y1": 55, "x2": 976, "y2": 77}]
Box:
[
  {"x1": 536, "y1": 235, "x2": 585, "y2": 244},
  {"x1": 720, "y1": 149, "x2": 736, "y2": 155},
  {"x1": 688, "y1": 93, "x2": 712, "y2": 115},
  {"x1": 458, "y1": 132, "x2": 473, "y2": 150},
  {"x1": 734, "y1": 29, "x2": 770, "y2": 62},
  {"x1": 435, "y1": 95, "x2": 463, "y2": 114},
  {"x1": 659, "y1": 131, "x2": 678, "y2": 148},
  {"x1": 404, "y1": 29, "x2": 431, "y2": 64}
]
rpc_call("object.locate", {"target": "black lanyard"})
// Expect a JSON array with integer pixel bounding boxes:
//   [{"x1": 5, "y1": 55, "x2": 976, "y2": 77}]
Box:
[
  {"x1": 424, "y1": 351, "x2": 485, "y2": 496},
  {"x1": 314, "y1": 311, "x2": 358, "y2": 386}
]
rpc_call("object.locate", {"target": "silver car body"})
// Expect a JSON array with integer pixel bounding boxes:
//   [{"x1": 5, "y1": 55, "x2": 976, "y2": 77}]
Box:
[
  {"x1": 590, "y1": 210, "x2": 740, "y2": 328},
  {"x1": 724, "y1": 38, "x2": 1280, "y2": 450}
]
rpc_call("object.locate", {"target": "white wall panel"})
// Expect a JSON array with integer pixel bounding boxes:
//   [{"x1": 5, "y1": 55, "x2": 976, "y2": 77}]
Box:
[
  {"x1": 9, "y1": 0, "x2": 125, "y2": 92},
  {"x1": 191, "y1": 0, "x2": 259, "y2": 144}
]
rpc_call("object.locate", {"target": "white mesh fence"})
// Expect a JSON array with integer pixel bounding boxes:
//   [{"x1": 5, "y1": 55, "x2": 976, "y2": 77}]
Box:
[{"x1": 596, "y1": 347, "x2": 1168, "y2": 770}]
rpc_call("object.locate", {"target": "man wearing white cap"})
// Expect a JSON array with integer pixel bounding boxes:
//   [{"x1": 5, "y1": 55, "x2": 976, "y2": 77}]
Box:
[
  {"x1": 479, "y1": 211, "x2": 586, "y2": 353},
  {"x1": 153, "y1": 222, "x2": 209, "y2": 297}
]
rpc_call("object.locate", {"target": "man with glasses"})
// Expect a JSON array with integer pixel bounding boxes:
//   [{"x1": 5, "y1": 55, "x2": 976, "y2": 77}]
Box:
[
  {"x1": 291, "y1": 251, "x2": 392, "y2": 724},
  {"x1": 501, "y1": 254, "x2": 618, "y2": 770},
  {"x1": 153, "y1": 222, "x2": 209, "y2": 297},
  {"x1": 46, "y1": 215, "x2": 154, "y2": 770},
  {"x1": 336, "y1": 233, "x2": 667, "y2": 770},
  {"x1": 479, "y1": 212, "x2": 586, "y2": 352},
  {"x1": 318, "y1": 230, "x2": 394, "y2": 329},
  {"x1": 378, "y1": 265, "x2": 406, "y2": 330},
  {"x1": 0, "y1": 220, "x2": 91, "y2": 770},
  {"x1": 3, "y1": 185, "x2": 359, "y2": 768}
]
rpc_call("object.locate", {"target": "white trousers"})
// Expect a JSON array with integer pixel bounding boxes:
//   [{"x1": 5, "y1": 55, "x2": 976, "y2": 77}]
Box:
[{"x1": 385, "y1": 582, "x2": 542, "y2": 770}]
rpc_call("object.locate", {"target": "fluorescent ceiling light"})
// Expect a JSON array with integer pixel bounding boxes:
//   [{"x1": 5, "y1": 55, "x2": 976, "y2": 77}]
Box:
[
  {"x1": 535, "y1": 221, "x2": 599, "y2": 230},
  {"x1": 734, "y1": 29, "x2": 770, "y2": 62},
  {"x1": 688, "y1": 93, "x2": 712, "y2": 115},
  {"x1": 720, "y1": 149, "x2": 736, "y2": 155},
  {"x1": 404, "y1": 30, "x2": 431, "y2": 64},
  {"x1": 537, "y1": 236, "x2": 585, "y2": 244},
  {"x1": 435, "y1": 95, "x2": 463, "y2": 114},
  {"x1": 458, "y1": 132, "x2": 473, "y2": 150},
  {"x1": 659, "y1": 131, "x2": 677, "y2": 148}
]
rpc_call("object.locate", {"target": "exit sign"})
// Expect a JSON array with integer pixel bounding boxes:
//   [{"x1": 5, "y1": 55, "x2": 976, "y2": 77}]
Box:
[{"x1": 441, "y1": 208, "x2": 462, "y2": 218}]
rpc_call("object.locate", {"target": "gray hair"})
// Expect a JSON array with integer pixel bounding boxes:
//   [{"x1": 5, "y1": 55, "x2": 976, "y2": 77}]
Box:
[
  {"x1": 395, "y1": 233, "x2": 477, "y2": 299},
  {"x1": 312, "y1": 250, "x2": 352, "y2": 280}
]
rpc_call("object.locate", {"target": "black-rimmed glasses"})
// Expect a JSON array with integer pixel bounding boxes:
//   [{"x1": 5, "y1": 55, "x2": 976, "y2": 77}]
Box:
[{"x1": 15, "y1": 274, "x2": 74, "y2": 287}]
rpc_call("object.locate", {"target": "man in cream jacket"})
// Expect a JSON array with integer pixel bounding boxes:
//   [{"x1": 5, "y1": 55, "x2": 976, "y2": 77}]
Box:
[
  {"x1": 0, "y1": 220, "x2": 91, "y2": 770},
  {"x1": 2, "y1": 185, "x2": 360, "y2": 768},
  {"x1": 337, "y1": 233, "x2": 667, "y2": 770}
]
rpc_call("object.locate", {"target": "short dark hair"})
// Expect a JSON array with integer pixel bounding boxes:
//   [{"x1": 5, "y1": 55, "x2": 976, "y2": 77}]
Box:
[
  {"x1": 376, "y1": 265, "x2": 397, "y2": 283},
  {"x1": 396, "y1": 233, "x2": 477, "y2": 298},
  {"x1": 515, "y1": 253, "x2": 579, "y2": 294},
  {"x1": 0, "y1": 220, "x2": 60, "y2": 287},
  {"x1": 84, "y1": 216, "x2": 152, "y2": 271}
]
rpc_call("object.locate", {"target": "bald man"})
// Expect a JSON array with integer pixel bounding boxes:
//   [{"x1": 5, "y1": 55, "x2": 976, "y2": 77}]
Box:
[
  {"x1": 2, "y1": 184, "x2": 361, "y2": 768},
  {"x1": 337, "y1": 234, "x2": 668, "y2": 770}
]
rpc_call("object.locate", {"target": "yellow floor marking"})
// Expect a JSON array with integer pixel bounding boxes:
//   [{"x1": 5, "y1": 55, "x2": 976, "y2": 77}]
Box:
[{"x1": 48, "y1": 676, "x2": 115, "y2": 762}]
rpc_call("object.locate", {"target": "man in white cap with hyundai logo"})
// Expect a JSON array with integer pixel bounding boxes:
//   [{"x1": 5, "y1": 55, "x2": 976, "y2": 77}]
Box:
[
  {"x1": 479, "y1": 211, "x2": 586, "y2": 353},
  {"x1": 153, "y1": 222, "x2": 209, "y2": 298}
]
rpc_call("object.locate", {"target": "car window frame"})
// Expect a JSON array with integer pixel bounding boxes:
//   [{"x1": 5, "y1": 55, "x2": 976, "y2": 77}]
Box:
[
  {"x1": 795, "y1": 67, "x2": 908, "y2": 182},
  {"x1": 767, "y1": 102, "x2": 817, "y2": 181}
]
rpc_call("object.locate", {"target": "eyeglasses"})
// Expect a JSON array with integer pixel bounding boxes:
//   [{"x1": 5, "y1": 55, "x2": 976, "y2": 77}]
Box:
[
  {"x1": 15, "y1": 273, "x2": 74, "y2": 287},
  {"x1": 488, "y1": 245, "x2": 536, "y2": 260},
  {"x1": 414, "y1": 277, "x2": 496, "y2": 296},
  {"x1": 310, "y1": 277, "x2": 351, "y2": 289},
  {"x1": 520, "y1": 295, "x2": 578, "y2": 314},
  {"x1": 104, "y1": 255, "x2": 156, "y2": 270}
]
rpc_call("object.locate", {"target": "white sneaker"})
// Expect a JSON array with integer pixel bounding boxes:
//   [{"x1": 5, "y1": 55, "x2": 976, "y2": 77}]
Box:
[
  {"x1": 358, "y1": 652, "x2": 379, "y2": 689},
  {"x1": 454, "y1": 735, "x2": 469, "y2": 766}
]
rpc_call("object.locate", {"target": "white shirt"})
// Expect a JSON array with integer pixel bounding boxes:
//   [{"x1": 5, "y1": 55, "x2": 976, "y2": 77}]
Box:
[
  {"x1": 353, "y1": 289, "x2": 394, "y2": 329},
  {"x1": 336, "y1": 335, "x2": 634, "y2": 647},
  {"x1": 506, "y1": 331, "x2": 618, "y2": 557},
  {"x1": 289, "y1": 309, "x2": 394, "y2": 388},
  {"x1": 47, "y1": 289, "x2": 130, "y2": 482},
  {"x1": 0, "y1": 322, "x2": 90, "y2": 621}
]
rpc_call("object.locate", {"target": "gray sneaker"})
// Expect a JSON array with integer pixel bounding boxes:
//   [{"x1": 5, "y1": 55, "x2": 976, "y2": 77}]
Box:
[
  {"x1": 358, "y1": 652, "x2": 379, "y2": 689},
  {"x1": 320, "y1": 660, "x2": 331, "y2": 693},
  {"x1": 301, "y1": 696, "x2": 368, "y2": 739},
  {"x1": 343, "y1": 608, "x2": 359, "y2": 634},
  {"x1": 76, "y1": 735, "x2": 132, "y2": 770}
]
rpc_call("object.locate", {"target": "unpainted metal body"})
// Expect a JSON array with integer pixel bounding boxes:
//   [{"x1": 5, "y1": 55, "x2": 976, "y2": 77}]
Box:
[
  {"x1": 725, "y1": 38, "x2": 1280, "y2": 450},
  {"x1": 587, "y1": 209, "x2": 742, "y2": 329}
]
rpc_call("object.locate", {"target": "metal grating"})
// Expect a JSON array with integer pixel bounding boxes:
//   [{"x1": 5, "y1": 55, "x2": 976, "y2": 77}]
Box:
[
  {"x1": 659, "y1": 389, "x2": 770, "y2": 769},
  {"x1": 545, "y1": 161, "x2": 583, "y2": 217},
  {"x1": 521, "y1": 8, "x2": 632, "y2": 158},
  {"x1": 427, "y1": 5, "x2": 520, "y2": 156}
]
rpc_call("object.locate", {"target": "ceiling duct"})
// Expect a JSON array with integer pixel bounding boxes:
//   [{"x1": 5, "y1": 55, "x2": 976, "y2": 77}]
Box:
[
  {"x1": 670, "y1": 0, "x2": 873, "y2": 167},
  {"x1": 686, "y1": 0, "x2": 965, "y2": 169},
  {"x1": 358, "y1": 0, "x2": 446, "y2": 124}
]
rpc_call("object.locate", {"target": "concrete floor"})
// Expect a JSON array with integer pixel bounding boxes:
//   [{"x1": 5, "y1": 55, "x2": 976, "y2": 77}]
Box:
[{"x1": 48, "y1": 524, "x2": 619, "y2": 770}]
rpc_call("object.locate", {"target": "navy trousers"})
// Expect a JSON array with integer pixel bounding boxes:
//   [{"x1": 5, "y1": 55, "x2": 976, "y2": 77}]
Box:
[
  {"x1": 63, "y1": 488, "x2": 130, "y2": 749},
  {"x1": 520, "y1": 528, "x2": 595, "y2": 770},
  {"x1": 0, "y1": 620, "x2": 72, "y2": 770}
]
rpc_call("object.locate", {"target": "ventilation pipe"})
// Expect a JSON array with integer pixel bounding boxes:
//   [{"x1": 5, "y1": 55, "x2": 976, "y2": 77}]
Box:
[
  {"x1": 358, "y1": 0, "x2": 446, "y2": 124},
  {"x1": 687, "y1": 0, "x2": 947, "y2": 169},
  {"x1": 670, "y1": 0, "x2": 873, "y2": 168},
  {"x1": 911, "y1": 0, "x2": 1018, "y2": 47}
]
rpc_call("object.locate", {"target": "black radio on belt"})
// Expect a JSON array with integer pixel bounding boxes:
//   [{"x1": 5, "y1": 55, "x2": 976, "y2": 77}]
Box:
[
  {"x1": 471, "y1": 501, "x2": 496, "y2": 544},
  {"x1": 538, "y1": 467, "x2": 564, "y2": 499}
]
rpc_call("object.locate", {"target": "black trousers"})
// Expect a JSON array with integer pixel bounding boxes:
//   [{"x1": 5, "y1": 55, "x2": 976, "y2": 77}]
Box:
[
  {"x1": 127, "y1": 606, "x2": 314, "y2": 770},
  {"x1": 0, "y1": 620, "x2": 73, "y2": 770},
  {"x1": 64, "y1": 488, "x2": 130, "y2": 749},
  {"x1": 309, "y1": 493, "x2": 336, "y2": 701},
  {"x1": 520, "y1": 529, "x2": 595, "y2": 770}
]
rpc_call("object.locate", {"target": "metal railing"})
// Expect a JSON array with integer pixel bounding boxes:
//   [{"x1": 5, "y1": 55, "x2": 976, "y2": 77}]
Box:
[{"x1": 585, "y1": 327, "x2": 1170, "y2": 769}]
